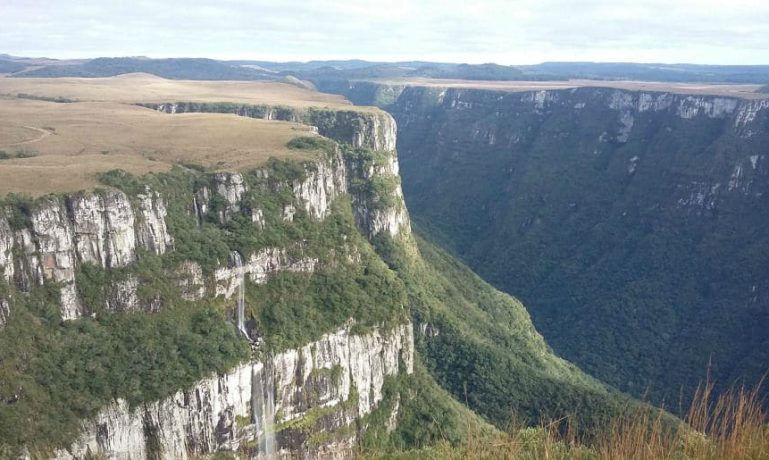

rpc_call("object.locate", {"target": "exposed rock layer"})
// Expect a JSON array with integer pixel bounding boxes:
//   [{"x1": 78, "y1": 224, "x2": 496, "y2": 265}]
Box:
[{"x1": 54, "y1": 322, "x2": 414, "y2": 459}]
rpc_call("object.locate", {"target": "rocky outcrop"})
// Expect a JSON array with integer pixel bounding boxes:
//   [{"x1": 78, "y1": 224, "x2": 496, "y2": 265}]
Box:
[
  {"x1": 146, "y1": 100, "x2": 407, "y2": 240},
  {"x1": 347, "y1": 150, "x2": 411, "y2": 240},
  {"x1": 106, "y1": 276, "x2": 141, "y2": 313},
  {"x1": 215, "y1": 247, "x2": 318, "y2": 298},
  {"x1": 213, "y1": 172, "x2": 247, "y2": 223},
  {"x1": 293, "y1": 151, "x2": 347, "y2": 220},
  {"x1": 193, "y1": 173, "x2": 250, "y2": 225},
  {"x1": 175, "y1": 261, "x2": 206, "y2": 301},
  {"x1": 0, "y1": 189, "x2": 175, "y2": 319},
  {"x1": 55, "y1": 322, "x2": 414, "y2": 459},
  {"x1": 13, "y1": 228, "x2": 43, "y2": 292},
  {"x1": 69, "y1": 191, "x2": 137, "y2": 269},
  {"x1": 31, "y1": 199, "x2": 81, "y2": 319},
  {"x1": 0, "y1": 299, "x2": 9, "y2": 328},
  {"x1": 0, "y1": 215, "x2": 13, "y2": 284},
  {"x1": 307, "y1": 110, "x2": 397, "y2": 152},
  {"x1": 136, "y1": 188, "x2": 173, "y2": 255}
]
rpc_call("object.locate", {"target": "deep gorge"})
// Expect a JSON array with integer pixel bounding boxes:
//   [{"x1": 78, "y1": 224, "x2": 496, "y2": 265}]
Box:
[{"x1": 317, "y1": 80, "x2": 769, "y2": 407}]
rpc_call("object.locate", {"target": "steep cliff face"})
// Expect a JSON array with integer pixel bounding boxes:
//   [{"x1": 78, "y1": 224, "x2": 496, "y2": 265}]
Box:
[
  {"x1": 135, "y1": 187, "x2": 173, "y2": 256},
  {"x1": 329, "y1": 82, "x2": 769, "y2": 405},
  {"x1": 0, "y1": 109, "x2": 407, "y2": 322},
  {"x1": 0, "y1": 215, "x2": 14, "y2": 286},
  {"x1": 146, "y1": 102, "x2": 396, "y2": 152},
  {"x1": 346, "y1": 149, "x2": 411, "y2": 240},
  {"x1": 0, "y1": 105, "x2": 424, "y2": 458},
  {"x1": 55, "y1": 323, "x2": 414, "y2": 460},
  {"x1": 150, "y1": 100, "x2": 408, "y2": 240},
  {"x1": 0, "y1": 189, "x2": 173, "y2": 319}
]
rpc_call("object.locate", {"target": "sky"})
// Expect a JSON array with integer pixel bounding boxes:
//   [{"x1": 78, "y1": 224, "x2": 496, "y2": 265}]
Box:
[{"x1": 2, "y1": 0, "x2": 769, "y2": 65}]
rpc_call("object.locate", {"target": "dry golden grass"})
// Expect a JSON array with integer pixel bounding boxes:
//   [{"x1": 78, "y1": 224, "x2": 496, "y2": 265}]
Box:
[
  {"x1": 401, "y1": 379, "x2": 769, "y2": 460},
  {"x1": 0, "y1": 73, "x2": 360, "y2": 108},
  {"x1": 374, "y1": 78, "x2": 769, "y2": 99},
  {"x1": 0, "y1": 97, "x2": 317, "y2": 196},
  {"x1": 0, "y1": 74, "x2": 384, "y2": 196}
]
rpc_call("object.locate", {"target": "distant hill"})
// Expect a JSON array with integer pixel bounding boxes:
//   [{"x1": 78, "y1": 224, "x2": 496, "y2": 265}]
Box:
[
  {"x1": 13, "y1": 57, "x2": 273, "y2": 80},
  {"x1": 4, "y1": 54, "x2": 769, "y2": 84},
  {"x1": 523, "y1": 62, "x2": 769, "y2": 83},
  {"x1": 0, "y1": 59, "x2": 26, "y2": 73},
  {"x1": 287, "y1": 62, "x2": 553, "y2": 82}
]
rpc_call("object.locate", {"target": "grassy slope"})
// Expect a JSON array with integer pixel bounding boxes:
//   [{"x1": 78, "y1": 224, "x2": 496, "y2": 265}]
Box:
[
  {"x1": 0, "y1": 74, "x2": 364, "y2": 196},
  {"x1": 383, "y1": 230, "x2": 641, "y2": 437}
]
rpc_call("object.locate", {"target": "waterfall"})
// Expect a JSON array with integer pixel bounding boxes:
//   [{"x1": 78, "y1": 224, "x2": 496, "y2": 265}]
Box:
[
  {"x1": 253, "y1": 362, "x2": 276, "y2": 459},
  {"x1": 231, "y1": 250, "x2": 248, "y2": 337}
]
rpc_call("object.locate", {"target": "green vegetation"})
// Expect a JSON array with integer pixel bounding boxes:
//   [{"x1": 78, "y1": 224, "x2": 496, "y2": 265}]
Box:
[
  {"x1": 360, "y1": 361, "x2": 497, "y2": 455},
  {"x1": 343, "y1": 145, "x2": 402, "y2": 210},
  {"x1": 287, "y1": 135, "x2": 336, "y2": 153},
  {"x1": 0, "y1": 126, "x2": 680, "y2": 457},
  {"x1": 382, "y1": 84, "x2": 769, "y2": 409},
  {"x1": 0, "y1": 146, "x2": 419, "y2": 453},
  {"x1": 364, "y1": 379, "x2": 769, "y2": 460},
  {"x1": 387, "y1": 232, "x2": 645, "y2": 437},
  {"x1": 244, "y1": 202, "x2": 408, "y2": 352},
  {"x1": 0, "y1": 287, "x2": 248, "y2": 454},
  {"x1": 13, "y1": 92, "x2": 77, "y2": 103},
  {"x1": 0, "y1": 148, "x2": 39, "y2": 160}
]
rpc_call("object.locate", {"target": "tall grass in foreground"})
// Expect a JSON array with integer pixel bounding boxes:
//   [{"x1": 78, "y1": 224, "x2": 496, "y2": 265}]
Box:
[
  {"x1": 593, "y1": 379, "x2": 768, "y2": 460},
  {"x1": 381, "y1": 379, "x2": 768, "y2": 459}
]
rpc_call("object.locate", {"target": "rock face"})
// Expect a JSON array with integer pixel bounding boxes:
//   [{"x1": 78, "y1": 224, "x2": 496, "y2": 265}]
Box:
[
  {"x1": 213, "y1": 172, "x2": 247, "y2": 223},
  {"x1": 308, "y1": 110, "x2": 397, "y2": 152},
  {"x1": 136, "y1": 188, "x2": 173, "y2": 255},
  {"x1": 147, "y1": 102, "x2": 397, "y2": 152},
  {"x1": 175, "y1": 261, "x2": 206, "y2": 301},
  {"x1": 0, "y1": 299, "x2": 9, "y2": 328},
  {"x1": 293, "y1": 150, "x2": 347, "y2": 220},
  {"x1": 2, "y1": 190, "x2": 173, "y2": 319},
  {"x1": 2, "y1": 105, "x2": 418, "y2": 457},
  {"x1": 55, "y1": 322, "x2": 414, "y2": 460},
  {"x1": 69, "y1": 191, "x2": 137, "y2": 269},
  {"x1": 346, "y1": 150, "x2": 411, "y2": 240},
  {"x1": 151, "y1": 101, "x2": 407, "y2": 241},
  {"x1": 215, "y1": 247, "x2": 319, "y2": 298},
  {"x1": 0, "y1": 215, "x2": 14, "y2": 285},
  {"x1": 31, "y1": 198, "x2": 81, "y2": 319}
]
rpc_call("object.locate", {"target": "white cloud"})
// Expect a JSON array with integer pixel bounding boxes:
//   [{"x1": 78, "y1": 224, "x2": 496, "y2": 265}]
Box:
[{"x1": 1, "y1": 0, "x2": 768, "y2": 64}]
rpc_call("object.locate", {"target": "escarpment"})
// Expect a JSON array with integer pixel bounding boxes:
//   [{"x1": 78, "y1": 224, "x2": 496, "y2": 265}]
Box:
[
  {"x1": 0, "y1": 108, "x2": 419, "y2": 458},
  {"x1": 0, "y1": 109, "x2": 408, "y2": 323},
  {"x1": 323, "y1": 81, "x2": 769, "y2": 406},
  {"x1": 142, "y1": 102, "x2": 397, "y2": 152},
  {"x1": 0, "y1": 86, "x2": 659, "y2": 459}
]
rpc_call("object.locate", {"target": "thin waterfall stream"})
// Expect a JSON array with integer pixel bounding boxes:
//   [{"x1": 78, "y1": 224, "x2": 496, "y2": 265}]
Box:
[
  {"x1": 254, "y1": 362, "x2": 276, "y2": 458},
  {"x1": 231, "y1": 251, "x2": 248, "y2": 338}
]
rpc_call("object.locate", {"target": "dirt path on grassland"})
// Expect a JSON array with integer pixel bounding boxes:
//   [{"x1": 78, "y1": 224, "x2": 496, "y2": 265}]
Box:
[{"x1": 4, "y1": 125, "x2": 53, "y2": 147}]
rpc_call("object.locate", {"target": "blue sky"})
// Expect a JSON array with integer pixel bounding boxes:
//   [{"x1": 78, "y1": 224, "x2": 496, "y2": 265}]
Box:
[{"x1": 2, "y1": 0, "x2": 769, "y2": 65}]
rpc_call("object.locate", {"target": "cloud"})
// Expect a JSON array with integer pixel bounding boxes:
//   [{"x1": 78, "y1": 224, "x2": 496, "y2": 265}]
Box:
[{"x1": 1, "y1": 0, "x2": 768, "y2": 64}]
